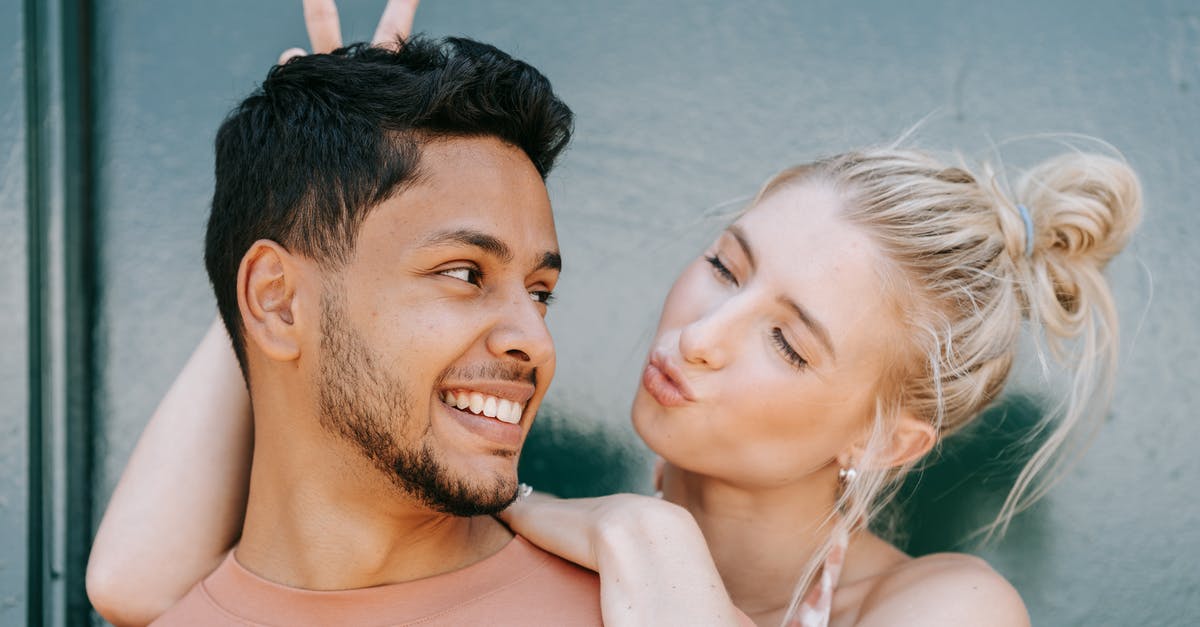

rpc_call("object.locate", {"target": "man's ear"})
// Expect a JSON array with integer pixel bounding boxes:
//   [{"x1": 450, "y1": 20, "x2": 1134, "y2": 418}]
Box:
[
  {"x1": 236, "y1": 240, "x2": 308, "y2": 363},
  {"x1": 837, "y1": 408, "x2": 936, "y2": 471}
]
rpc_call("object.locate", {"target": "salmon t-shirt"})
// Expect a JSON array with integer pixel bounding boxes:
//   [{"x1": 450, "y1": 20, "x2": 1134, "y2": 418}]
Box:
[{"x1": 151, "y1": 535, "x2": 602, "y2": 626}]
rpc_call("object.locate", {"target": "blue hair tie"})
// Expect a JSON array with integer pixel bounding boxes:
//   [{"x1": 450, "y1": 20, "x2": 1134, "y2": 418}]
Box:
[{"x1": 1017, "y1": 203, "x2": 1035, "y2": 257}]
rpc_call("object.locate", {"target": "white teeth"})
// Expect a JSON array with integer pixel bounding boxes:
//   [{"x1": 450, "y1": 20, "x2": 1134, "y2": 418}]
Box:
[
  {"x1": 442, "y1": 389, "x2": 524, "y2": 424},
  {"x1": 469, "y1": 393, "x2": 484, "y2": 414},
  {"x1": 498, "y1": 402, "x2": 523, "y2": 425}
]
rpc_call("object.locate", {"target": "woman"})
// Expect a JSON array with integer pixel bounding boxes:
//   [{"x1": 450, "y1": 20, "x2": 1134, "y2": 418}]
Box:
[
  {"x1": 86, "y1": 3, "x2": 1142, "y2": 626},
  {"x1": 497, "y1": 147, "x2": 1139, "y2": 626}
]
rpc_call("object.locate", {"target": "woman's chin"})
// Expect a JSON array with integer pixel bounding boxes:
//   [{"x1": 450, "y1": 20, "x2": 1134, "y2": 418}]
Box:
[{"x1": 631, "y1": 391, "x2": 688, "y2": 466}]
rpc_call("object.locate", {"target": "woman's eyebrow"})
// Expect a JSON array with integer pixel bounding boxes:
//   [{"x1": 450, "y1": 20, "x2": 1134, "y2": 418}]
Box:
[
  {"x1": 727, "y1": 223, "x2": 835, "y2": 359},
  {"x1": 777, "y1": 295, "x2": 836, "y2": 363},
  {"x1": 727, "y1": 225, "x2": 756, "y2": 270}
]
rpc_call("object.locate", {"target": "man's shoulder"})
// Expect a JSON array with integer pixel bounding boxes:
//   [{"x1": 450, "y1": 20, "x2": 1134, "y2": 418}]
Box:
[
  {"x1": 414, "y1": 535, "x2": 601, "y2": 625},
  {"x1": 500, "y1": 534, "x2": 602, "y2": 600},
  {"x1": 154, "y1": 539, "x2": 601, "y2": 626},
  {"x1": 150, "y1": 577, "x2": 239, "y2": 626}
]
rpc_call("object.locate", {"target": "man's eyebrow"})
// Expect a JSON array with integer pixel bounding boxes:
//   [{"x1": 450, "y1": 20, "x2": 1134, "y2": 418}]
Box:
[
  {"x1": 726, "y1": 225, "x2": 835, "y2": 362},
  {"x1": 420, "y1": 229, "x2": 513, "y2": 262},
  {"x1": 421, "y1": 228, "x2": 561, "y2": 274},
  {"x1": 536, "y1": 251, "x2": 562, "y2": 273}
]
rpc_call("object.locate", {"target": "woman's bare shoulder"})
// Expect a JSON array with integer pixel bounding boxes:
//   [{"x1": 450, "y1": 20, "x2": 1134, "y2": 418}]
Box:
[{"x1": 852, "y1": 551, "x2": 1030, "y2": 627}]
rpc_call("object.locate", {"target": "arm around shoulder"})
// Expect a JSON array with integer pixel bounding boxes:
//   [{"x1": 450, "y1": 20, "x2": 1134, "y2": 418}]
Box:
[
  {"x1": 500, "y1": 493, "x2": 745, "y2": 627},
  {"x1": 855, "y1": 553, "x2": 1030, "y2": 627},
  {"x1": 87, "y1": 318, "x2": 253, "y2": 626}
]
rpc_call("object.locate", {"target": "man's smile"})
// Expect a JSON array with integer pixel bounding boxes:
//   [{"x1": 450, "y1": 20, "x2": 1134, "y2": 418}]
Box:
[{"x1": 439, "y1": 389, "x2": 524, "y2": 424}]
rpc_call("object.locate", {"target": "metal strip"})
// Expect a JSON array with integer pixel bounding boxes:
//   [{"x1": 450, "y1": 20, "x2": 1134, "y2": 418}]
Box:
[
  {"x1": 22, "y1": 0, "x2": 46, "y2": 620},
  {"x1": 24, "y1": 0, "x2": 95, "y2": 624},
  {"x1": 60, "y1": 0, "x2": 95, "y2": 621}
]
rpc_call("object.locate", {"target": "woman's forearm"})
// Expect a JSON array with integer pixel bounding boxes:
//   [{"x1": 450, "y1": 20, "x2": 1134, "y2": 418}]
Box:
[{"x1": 87, "y1": 317, "x2": 254, "y2": 627}]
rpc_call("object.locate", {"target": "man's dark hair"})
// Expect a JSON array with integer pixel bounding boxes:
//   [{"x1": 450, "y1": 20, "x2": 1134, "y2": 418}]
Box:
[{"x1": 205, "y1": 37, "x2": 574, "y2": 378}]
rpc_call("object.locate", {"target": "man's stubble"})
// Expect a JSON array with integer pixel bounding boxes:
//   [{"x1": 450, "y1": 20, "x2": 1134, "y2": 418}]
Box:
[{"x1": 315, "y1": 287, "x2": 519, "y2": 517}]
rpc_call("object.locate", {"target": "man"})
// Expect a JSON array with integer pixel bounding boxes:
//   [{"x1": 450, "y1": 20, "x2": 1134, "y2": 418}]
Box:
[{"x1": 145, "y1": 32, "x2": 601, "y2": 626}]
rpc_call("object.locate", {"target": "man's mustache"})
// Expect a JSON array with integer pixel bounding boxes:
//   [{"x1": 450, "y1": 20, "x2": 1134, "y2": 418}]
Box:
[{"x1": 440, "y1": 362, "x2": 537, "y2": 387}]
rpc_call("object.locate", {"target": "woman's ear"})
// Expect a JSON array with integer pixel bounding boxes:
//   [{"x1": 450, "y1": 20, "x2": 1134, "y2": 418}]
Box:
[
  {"x1": 837, "y1": 408, "x2": 936, "y2": 471},
  {"x1": 236, "y1": 240, "x2": 307, "y2": 363},
  {"x1": 881, "y1": 409, "x2": 936, "y2": 469}
]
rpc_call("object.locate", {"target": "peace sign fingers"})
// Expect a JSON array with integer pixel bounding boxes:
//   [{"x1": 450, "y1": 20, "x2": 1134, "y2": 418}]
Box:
[
  {"x1": 278, "y1": 1, "x2": 421, "y2": 65},
  {"x1": 372, "y1": 0, "x2": 421, "y2": 49},
  {"x1": 303, "y1": 0, "x2": 344, "y2": 54}
]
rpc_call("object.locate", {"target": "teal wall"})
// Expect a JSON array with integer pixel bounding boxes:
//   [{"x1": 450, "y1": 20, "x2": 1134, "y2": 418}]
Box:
[
  {"x1": 1, "y1": 0, "x2": 29, "y2": 623},
  {"x1": 5, "y1": 0, "x2": 1199, "y2": 625}
]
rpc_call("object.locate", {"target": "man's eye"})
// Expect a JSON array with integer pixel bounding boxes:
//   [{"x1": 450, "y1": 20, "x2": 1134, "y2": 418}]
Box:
[
  {"x1": 440, "y1": 267, "x2": 481, "y2": 285},
  {"x1": 530, "y1": 290, "x2": 556, "y2": 305}
]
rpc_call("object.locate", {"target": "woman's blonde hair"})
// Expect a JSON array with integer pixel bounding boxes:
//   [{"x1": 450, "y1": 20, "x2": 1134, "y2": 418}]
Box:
[{"x1": 762, "y1": 146, "x2": 1142, "y2": 624}]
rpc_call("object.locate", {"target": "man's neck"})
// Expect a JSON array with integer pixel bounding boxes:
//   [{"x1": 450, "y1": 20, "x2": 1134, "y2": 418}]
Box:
[
  {"x1": 236, "y1": 410, "x2": 512, "y2": 591},
  {"x1": 660, "y1": 462, "x2": 840, "y2": 620}
]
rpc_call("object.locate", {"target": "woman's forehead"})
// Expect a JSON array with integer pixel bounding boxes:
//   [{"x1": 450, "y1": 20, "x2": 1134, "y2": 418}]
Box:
[{"x1": 733, "y1": 183, "x2": 901, "y2": 361}]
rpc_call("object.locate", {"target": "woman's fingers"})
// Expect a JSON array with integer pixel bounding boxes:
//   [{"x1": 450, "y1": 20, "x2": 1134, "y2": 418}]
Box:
[
  {"x1": 372, "y1": 0, "x2": 420, "y2": 48},
  {"x1": 303, "y1": 0, "x2": 344, "y2": 53},
  {"x1": 277, "y1": 47, "x2": 308, "y2": 64},
  {"x1": 281, "y1": 0, "x2": 415, "y2": 65}
]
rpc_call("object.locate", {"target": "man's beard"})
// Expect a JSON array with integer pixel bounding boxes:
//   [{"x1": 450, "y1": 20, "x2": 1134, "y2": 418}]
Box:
[{"x1": 315, "y1": 290, "x2": 518, "y2": 516}]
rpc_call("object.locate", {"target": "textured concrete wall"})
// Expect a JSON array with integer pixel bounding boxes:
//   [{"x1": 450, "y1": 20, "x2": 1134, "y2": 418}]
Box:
[
  {"x1": 89, "y1": 1, "x2": 1199, "y2": 624},
  {"x1": 0, "y1": 0, "x2": 29, "y2": 621}
]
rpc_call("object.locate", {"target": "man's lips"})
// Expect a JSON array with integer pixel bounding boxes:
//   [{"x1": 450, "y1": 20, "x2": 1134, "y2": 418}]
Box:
[
  {"x1": 436, "y1": 380, "x2": 535, "y2": 425},
  {"x1": 439, "y1": 380, "x2": 536, "y2": 404},
  {"x1": 642, "y1": 350, "x2": 696, "y2": 407},
  {"x1": 436, "y1": 381, "x2": 535, "y2": 449},
  {"x1": 439, "y1": 389, "x2": 525, "y2": 424}
]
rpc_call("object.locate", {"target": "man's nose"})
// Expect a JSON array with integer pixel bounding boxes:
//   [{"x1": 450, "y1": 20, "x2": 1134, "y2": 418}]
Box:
[{"x1": 485, "y1": 289, "x2": 554, "y2": 367}]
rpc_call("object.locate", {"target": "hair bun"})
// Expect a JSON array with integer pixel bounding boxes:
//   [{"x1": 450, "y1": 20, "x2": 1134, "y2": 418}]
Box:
[
  {"x1": 1017, "y1": 152, "x2": 1142, "y2": 340},
  {"x1": 1020, "y1": 153, "x2": 1142, "y2": 268}
]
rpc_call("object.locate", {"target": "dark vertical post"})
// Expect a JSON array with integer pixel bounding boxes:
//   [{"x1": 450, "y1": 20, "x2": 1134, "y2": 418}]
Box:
[
  {"x1": 22, "y1": 1, "x2": 46, "y2": 624},
  {"x1": 60, "y1": 0, "x2": 95, "y2": 622},
  {"x1": 24, "y1": 0, "x2": 95, "y2": 624}
]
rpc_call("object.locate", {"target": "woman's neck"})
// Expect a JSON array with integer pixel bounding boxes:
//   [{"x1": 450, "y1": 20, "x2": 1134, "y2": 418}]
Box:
[{"x1": 660, "y1": 461, "x2": 841, "y2": 620}]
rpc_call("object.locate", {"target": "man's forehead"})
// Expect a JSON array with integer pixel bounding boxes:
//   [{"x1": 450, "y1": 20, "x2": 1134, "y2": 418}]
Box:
[
  {"x1": 414, "y1": 136, "x2": 542, "y2": 187},
  {"x1": 366, "y1": 136, "x2": 557, "y2": 239}
]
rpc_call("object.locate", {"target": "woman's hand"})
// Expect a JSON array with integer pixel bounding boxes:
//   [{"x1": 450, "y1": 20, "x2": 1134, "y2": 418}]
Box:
[
  {"x1": 498, "y1": 492, "x2": 748, "y2": 627},
  {"x1": 279, "y1": 0, "x2": 420, "y2": 64}
]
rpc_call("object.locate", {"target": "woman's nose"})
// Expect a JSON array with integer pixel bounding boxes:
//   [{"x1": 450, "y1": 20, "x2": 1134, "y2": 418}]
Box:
[{"x1": 678, "y1": 302, "x2": 738, "y2": 370}]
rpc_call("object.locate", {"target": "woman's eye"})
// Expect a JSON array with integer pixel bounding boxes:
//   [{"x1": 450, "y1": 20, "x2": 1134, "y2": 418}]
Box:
[
  {"x1": 771, "y1": 328, "x2": 808, "y2": 371},
  {"x1": 440, "y1": 267, "x2": 481, "y2": 285},
  {"x1": 705, "y1": 255, "x2": 738, "y2": 285}
]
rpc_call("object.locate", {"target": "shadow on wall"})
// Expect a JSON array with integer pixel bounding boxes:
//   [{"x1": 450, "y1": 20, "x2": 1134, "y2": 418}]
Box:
[
  {"x1": 888, "y1": 393, "x2": 1052, "y2": 556},
  {"x1": 518, "y1": 403, "x2": 653, "y2": 497}
]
